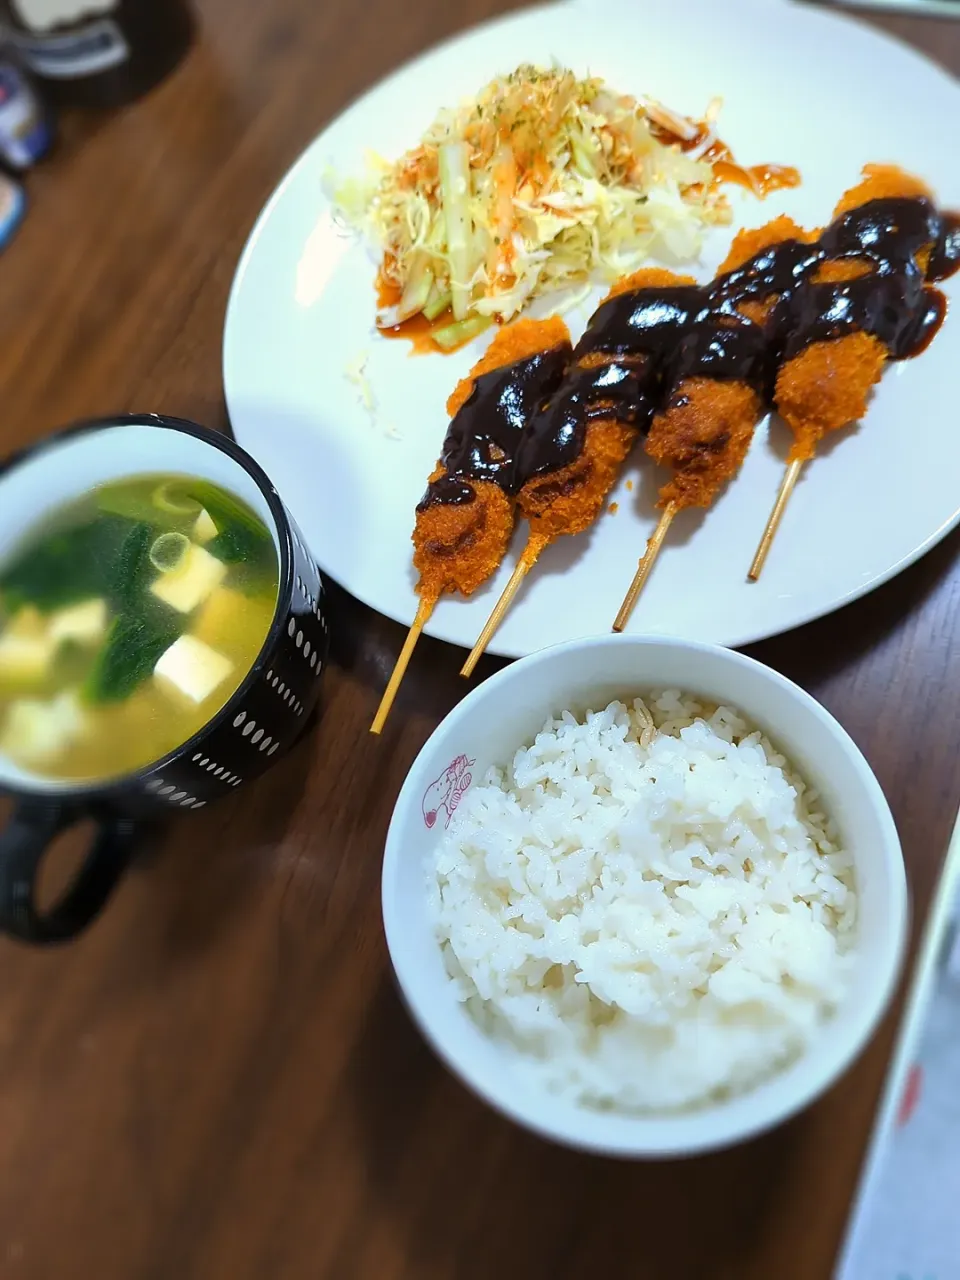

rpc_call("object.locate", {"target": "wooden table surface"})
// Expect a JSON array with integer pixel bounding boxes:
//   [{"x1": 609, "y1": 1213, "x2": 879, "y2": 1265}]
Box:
[{"x1": 0, "y1": 2, "x2": 958, "y2": 1276}]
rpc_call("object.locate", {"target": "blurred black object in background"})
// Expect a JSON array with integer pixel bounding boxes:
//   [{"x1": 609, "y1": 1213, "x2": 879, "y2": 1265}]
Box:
[{"x1": 0, "y1": 0, "x2": 193, "y2": 108}]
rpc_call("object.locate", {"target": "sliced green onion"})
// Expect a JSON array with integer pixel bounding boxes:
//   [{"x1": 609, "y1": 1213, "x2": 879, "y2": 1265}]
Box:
[
  {"x1": 431, "y1": 314, "x2": 492, "y2": 350},
  {"x1": 423, "y1": 285, "x2": 452, "y2": 321},
  {"x1": 149, "y1": 532, "x2": 190, "y2": 574},
  {"x1": 152, "y1": 482, "x2": 202, "y2": 517},
  {"x1": 184, "y1": 482, "x2": 269, "y2": 541},
  {"x1": 438, "y1": 142, "x2": 474, "y2": 321},
  {"x1": 95, "y1": 488, "x2": 151, "y2": 520}
]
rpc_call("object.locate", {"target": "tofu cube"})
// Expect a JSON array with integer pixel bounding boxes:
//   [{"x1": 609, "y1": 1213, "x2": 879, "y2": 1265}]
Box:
[
  {"x1": 193, "y1": 508, "x2": 219, "y2": 544},
  {"x1": 0, "y1": 608, "x2": 56, "y2": 685},
  {"x1": 150, "y1": 544, "x2": 227, "y2": 615},
  {"x1": 193, "y1": 587, "x2": 246, "y2": 650},
  {"x1": 48, "y1": 598, "x2": 108, "y2": 647},
  {"x1": 154, "y1": 635, "x2": 234, "y2": 706},
  {"x1": 0, "y1": 691, "x2": 87, "y2": 768},
  {"x1": 193, "y1": 587, "x2": 274, "y2": 654}
]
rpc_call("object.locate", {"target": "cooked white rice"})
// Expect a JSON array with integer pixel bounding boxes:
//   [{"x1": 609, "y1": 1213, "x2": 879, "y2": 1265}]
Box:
[{"x1": 429, "y1": 691, "x2": 857, "y2": 1112}]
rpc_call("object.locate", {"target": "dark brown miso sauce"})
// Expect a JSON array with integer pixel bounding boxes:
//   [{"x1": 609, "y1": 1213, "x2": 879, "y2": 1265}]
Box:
[
  {"x1": 513, "y1": 290, "x2": 770, "y2": 482},
  {"x1": 929, "y1": 210, "x2": 960, "y2": 282},
  {"x1": 421, "y1": 195, "x2": 960, "y2": 508},
  {"x1": 513, "y1": 351, "x2": 656, "y2": 482},
  {"x1": 723, "y1": 197, "x2": 960, "y2": 362},
  {"x1": 417, "y1": 345, "x2": 570, "y2": 511},
  {"x1": 777, "y1": 275, "x2": 937, "y2": 361}
]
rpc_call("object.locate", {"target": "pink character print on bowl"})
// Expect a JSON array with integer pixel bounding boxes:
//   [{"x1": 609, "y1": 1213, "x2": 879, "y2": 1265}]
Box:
[{"x1": 421, "y1": 754, "x2": 475, "y2": 830}]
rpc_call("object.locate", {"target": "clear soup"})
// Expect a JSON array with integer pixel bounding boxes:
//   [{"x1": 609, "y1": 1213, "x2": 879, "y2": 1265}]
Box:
[{"x1": 0, "y1": 474, "x2": 280, "y2": 783}]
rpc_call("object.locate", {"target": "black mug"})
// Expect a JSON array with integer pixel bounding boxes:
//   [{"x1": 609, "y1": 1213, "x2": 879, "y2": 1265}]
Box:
[{"x1": 0, "y1": 414, "x2": 329, "y2": 944}]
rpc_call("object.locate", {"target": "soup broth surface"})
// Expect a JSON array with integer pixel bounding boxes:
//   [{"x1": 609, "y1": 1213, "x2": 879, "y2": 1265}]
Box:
[{"x1": 0, "y1": 473, "x2": 280, "y2": 782}]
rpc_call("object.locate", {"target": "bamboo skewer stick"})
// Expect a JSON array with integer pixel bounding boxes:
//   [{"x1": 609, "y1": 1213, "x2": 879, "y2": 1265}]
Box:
[
  {"x1": 612, "y1": 502, "x2": 677, "y2": 633},
  {"x1": 370, "y1": 596, "x2": 436, "y2": 734},
  {"x1": 748, "y1": 457, "x2": 805, "y2": 581},
  {"x1": 460, "y1": 561, "x2": 529, "y2": 679},
  {"x1": 461, "y1": 533, "x2": 548, "y2": 678}
]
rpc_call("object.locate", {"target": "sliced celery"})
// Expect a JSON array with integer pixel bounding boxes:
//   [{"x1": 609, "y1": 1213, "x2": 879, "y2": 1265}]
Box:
[
  {"x1": 430, "y1": 314, "x2": 492, "y2": 350},
  {"x1": 423, "y1": 285, "x2": 452, "y2": 322},
  {"x1": 397, "y1": 255, "x2": 434, "y2": 321},
  {"x1": 438, "y1": 142, "x2": 474, "y2": 321}
]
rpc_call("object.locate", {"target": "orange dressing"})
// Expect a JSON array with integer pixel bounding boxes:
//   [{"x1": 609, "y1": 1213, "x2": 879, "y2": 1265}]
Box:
[
  {"x1": 702, "y1": 140, "x2": 801, "y2": 198},
  {"x1": 653, "y1": 122, "x2": 802, "y2": 198},
  {"x1": 375, "y1": 271, "x2": 479, "y2": 355}
]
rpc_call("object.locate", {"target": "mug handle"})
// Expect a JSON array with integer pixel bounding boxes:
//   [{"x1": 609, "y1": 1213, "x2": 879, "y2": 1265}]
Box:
[{"x1": 0, "y1": 801, "x2": 140, "y2": 944}]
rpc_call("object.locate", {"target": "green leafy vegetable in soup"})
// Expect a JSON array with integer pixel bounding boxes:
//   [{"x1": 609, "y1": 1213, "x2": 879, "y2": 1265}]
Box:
[{"x1": 0, "y1": 474, "x2": 280, "y2": 781}]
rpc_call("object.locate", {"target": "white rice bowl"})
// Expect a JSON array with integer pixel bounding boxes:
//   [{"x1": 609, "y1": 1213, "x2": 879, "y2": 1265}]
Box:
[{"x1": 428, "y1": 690, "x2": 858, "y2": 1113}]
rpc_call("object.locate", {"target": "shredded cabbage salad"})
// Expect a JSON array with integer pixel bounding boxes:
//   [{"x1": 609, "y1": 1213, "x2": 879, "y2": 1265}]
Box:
[{"x1": 332, "y1": 65, "x2": 736, "y2": 347}]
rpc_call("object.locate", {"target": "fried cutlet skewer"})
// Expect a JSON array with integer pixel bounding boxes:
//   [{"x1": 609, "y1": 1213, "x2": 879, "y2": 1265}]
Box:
[
  {"x1": 460, "y1": 269, "x2": 684, "y2": 676},
  {"x1": 613, "y1": 380, "x2": 764, "y2": 630},
  {"x1": 614, "y1": 219, "x2": 812, "y2": 629},
  {"x1": 748, "y1": 165, "x2": 936, "y2": 579},
  {"x1": 371, "y1": 318, "x2": 570, "y2": 733}
]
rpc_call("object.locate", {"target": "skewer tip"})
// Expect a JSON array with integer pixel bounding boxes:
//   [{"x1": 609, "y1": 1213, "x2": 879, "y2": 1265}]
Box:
[
  {"x1": 370, "y1": 597, "x2": 435, "y2": 734},
  {"x1": 748, "y1": 457, "x2": 805, "y2": 581},
  {"x1": 612, "y1": 503, "x2": 677, "y2": 633}
]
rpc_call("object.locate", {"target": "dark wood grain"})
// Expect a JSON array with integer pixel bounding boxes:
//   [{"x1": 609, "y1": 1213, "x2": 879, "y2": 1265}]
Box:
[{"x1": 0, "y1": 2, "x2": 958, "y2": 1277}]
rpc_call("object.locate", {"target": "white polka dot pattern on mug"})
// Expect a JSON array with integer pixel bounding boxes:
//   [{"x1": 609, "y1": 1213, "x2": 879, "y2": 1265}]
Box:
[
  {"x1": 138, "y1": 552, "x2": 324, "y2": 819},
  {"x1": 144, "y1": 776, "x2": 206, "y2": 810},
  {"x1": 296, "y1": 574, "x2": 318, "y2": 612}
]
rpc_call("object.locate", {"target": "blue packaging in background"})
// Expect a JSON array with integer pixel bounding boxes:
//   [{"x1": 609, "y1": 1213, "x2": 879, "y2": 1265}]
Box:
[
  {"x1": 0, "y1": 172, "x2": 25, "y2": 250},
  {"x1": 0, "y1": 56, "x2": 53, "y2": 171}
]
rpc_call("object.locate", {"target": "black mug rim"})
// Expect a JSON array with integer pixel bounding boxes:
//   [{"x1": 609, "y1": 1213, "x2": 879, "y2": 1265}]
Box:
[{"x1": 0, "y1": 412, "x2": 297, "y2": 799}]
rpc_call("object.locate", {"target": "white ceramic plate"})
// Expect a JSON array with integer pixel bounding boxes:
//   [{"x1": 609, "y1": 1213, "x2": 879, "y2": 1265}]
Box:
[{"x1": 223, "y1": 0, "x2": 960, "y2": 656}]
